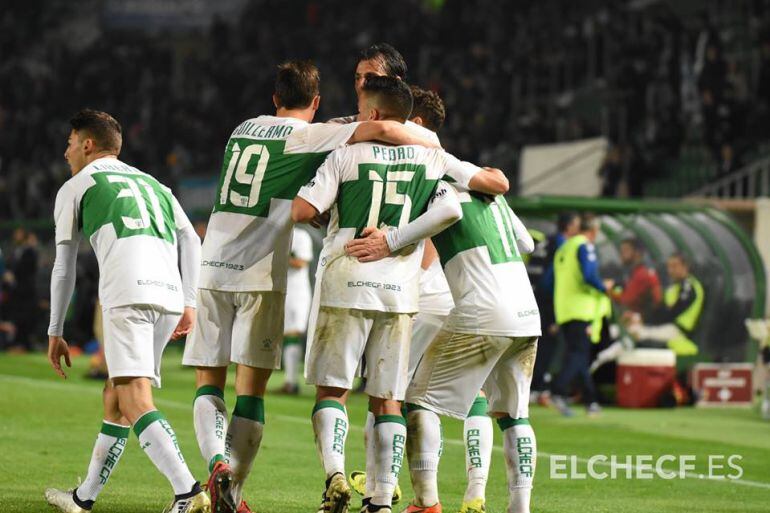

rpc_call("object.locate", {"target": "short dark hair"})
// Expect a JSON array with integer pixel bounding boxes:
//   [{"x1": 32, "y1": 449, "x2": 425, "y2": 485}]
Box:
[
  {"x1": 358, "y1": 43, "x2": 407, "y2": 79},
  {"x1": 69, "y1": 109, "x2": 122, "y2": 154},
  {"x1": 361, "y1": 76, "x2": 413, "y2": 121},
  {"x1": 621, "y1": 237, "x2": 644, "y2": 252},
  {"x1": 580, "y1": 213, "x2": 600, "y2": 232},
  {"x1": 275, "y1": 60, "x2": 320, "y2": 109},
  {"x1": 409, "y1": 86, "x2": 445, "y2": 132},
  {"x1": 669, "y1": 252, "x2": 690, "y2": 268},
  {"x1": 557, "y1": 211, "x2": 580, "y2": 232}
]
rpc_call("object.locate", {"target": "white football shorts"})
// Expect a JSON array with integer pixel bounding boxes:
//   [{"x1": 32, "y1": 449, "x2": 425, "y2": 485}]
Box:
[{"x1": 183, "y1": 289, "x2": 284, "y2": 369}]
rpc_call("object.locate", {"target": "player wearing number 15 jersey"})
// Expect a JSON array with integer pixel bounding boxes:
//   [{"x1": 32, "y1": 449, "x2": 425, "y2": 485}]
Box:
[
  {"x1": 45, "y1": 110, "x2": 208, "y2": 513},
  {"x1": 181, "y1": 61, "x2": 439, "y2": 513},
  {"x1": 291, "y1": 76, "x2": 509, "y2": 513}
]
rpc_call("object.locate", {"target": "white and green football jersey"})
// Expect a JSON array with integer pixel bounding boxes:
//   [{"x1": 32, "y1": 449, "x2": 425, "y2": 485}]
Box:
[
  {"x1": 297, "y1": 142, "x2": 479, "y2": 313},
  {"x1": 418, "y1": 258, "x2": 454, "y2": 316},
  {"x1": 433, "y1": 192, "x2": 541, "y2": 336},
  {"x1": 199, "y1": 115, "x2": 359, "y2": 292},
  {"x1": 53, "y1": 157, "x2": 192, "y2": 312}
]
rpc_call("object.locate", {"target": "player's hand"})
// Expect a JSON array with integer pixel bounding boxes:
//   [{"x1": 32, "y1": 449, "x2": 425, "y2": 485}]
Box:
[
  {"x1": 310, "y1": 211, "x2": 330, "y2": 228},
  {"x1": 172, "y1": 307, "x2": 196, "y2": 340},
  {"x1": 345, "y1": 227, "x2": 391, "y2": 262},
  {"x1": 48, "y1": 335, "x2": 72, "y2": 379}
]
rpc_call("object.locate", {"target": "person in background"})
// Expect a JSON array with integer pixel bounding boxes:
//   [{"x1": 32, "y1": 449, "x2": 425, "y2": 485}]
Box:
[
  {"x1": 530, "y1": 212, "x2": 580, "y2": 405},
  {"x1": 7, "y1": 227, "x2": 40, "y2": 352},
  {"x1": 610, "y1": 237, "x2": 662, "y2": 318},
  {"x1": 550, "y1": 214, "x2": 613, "y2": 417},
  {"x1": 626, "y1": 253, "x2": 703, "y2": 356},
  {"x1": 598, "y1": 146, "x2": 623, "y2": 197},
  {"x1": 0, "y1": 247, "x2": 15, "y2": 349},
  {"x1": 278, "y1": 227, "x2": 314, "y2": 395},
  {"x1": 0, "y1": 244, "x2": 16, "y2": 348}
]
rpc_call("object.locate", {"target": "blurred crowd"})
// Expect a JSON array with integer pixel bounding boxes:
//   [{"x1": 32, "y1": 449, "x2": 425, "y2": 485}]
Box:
[
  {"x1": 0, "y1": 228, "x2": 42, "y2": 351},
  {"x1": 3, "y1": 0, "x2": 770, "y2": 223},
  {"x1": 2, "y1": 0, "x2": 770, "y2": 351}
]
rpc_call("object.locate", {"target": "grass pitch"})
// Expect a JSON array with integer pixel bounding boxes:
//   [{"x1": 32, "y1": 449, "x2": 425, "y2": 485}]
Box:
[{"x1": 1, "y1": 347, "x2": 768, "y2": 513}]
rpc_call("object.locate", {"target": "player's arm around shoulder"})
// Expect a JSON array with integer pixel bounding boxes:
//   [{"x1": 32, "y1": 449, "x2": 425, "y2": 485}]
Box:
[
  {"x1": 347, "y1": 120, "x2": 441, "y2": 148},
  {"x1": 438, "y1": 150, "x2": 509, "y2": 195},
  {"x1": 345, "y1": 181, "x2": 462, "y2": 263},
  {"x1": 292, "y1": 148, "x2": 345, "y2": 224},
  {"x1": 469, "y1": 166, "x2": 509, "y2": 195}
]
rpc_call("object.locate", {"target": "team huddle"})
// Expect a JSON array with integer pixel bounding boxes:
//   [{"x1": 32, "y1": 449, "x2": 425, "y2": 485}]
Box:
[{"x1": 44, "y1": 44, "x2": 541, "y2": 513}]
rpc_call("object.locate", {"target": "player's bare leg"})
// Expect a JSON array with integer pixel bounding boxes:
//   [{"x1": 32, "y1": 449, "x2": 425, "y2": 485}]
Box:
[
  {"x1": 194, "y1": 366, "x2": 235, "y2": 513},
  {"x1": 313, "y1": 386, "x2": 351, "y2": 513},
  {"x1": 492, "y1": 412, "x2": 536, "y2": 513},
  {"x1": 45, "y1": 381, "x2": 131, "y2": 512},
  {"x1": 114, "y1": 376, "x2": 209, "y2": 512},
  {"x1": 366, "y1": 397, "x2": 406, "y2": 513}
]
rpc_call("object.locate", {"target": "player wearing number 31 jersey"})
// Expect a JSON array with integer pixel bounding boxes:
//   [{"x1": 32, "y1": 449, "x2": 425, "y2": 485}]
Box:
[{"x1": 45, "y1": 109, "x2": 208, "y2": 513}]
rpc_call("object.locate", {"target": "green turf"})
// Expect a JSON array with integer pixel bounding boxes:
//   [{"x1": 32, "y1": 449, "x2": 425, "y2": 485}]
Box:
[{"x1": 1, "y1": 349, "x2": 769, "y2": 513}]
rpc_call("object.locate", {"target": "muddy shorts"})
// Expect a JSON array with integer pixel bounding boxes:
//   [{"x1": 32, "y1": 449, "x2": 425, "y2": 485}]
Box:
[
  {"x1": 406, "y1": 330, "x2": 538, "y2": 419},
  {"x1": 305, "y1": 306, "x2": 414, "y2": 400}
]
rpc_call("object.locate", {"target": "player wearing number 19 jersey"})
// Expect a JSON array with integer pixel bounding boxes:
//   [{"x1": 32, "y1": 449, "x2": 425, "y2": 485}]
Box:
[
  {"x1": 181, "y1": 61, "x2": 438, "y2": 513},
  {"x1": 45, "y1": 110, "x2": 208, "y2": 513},
  {"x1": 292, "y1": 76, "x2": 509, "y2": 513}
]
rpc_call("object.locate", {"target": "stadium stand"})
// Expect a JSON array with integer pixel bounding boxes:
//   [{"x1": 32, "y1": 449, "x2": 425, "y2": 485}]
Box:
[{"x1": 3, "y1": 0, "x2": 770, "y2": 224}]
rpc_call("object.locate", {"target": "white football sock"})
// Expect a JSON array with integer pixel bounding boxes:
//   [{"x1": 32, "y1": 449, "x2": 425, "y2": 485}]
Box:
[
  {"x1": 364, "y1": 411, "x2": 376, "y2": 498},
  {"x1": 75, "y1": 421, "x2": 130, "y2": 507},
  {"x1": 406, "y1": 408, "x2": 442, "y2": 507},
  {"x1": 372, "y1": 415, "x2": 407, "y2": 507},
  {"x1": 226, "y1": 396, "x2": 265, "y2": 505},
  {"x1": 500, "y1": 418, "x2": 536, "y2": 513},
  {"x1": 193, "y1": 386, "x2": 228, "y2": 472},
  {"x1": 312, "y1": 400, "x2": 348, "y2": 478},
  {"x1": 464, "y1": 410, "x2": 493, "y2": 502},
  {"x1": 134, "y1": 410, "x2": 197, "y2": 496},
  {"x1": 283, "y1": 342, "x2": 302, "y2": 386}
]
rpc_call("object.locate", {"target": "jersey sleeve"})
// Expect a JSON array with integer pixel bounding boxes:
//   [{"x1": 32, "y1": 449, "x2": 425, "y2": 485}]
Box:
[
  {"x1": 285, "y1": 122, "x2": 361, "y2": 153},
  {"x1": 296, "y1": 150, "x2": 343, "y2": 214},
  {"x1": 171, "y1": 195, "x2": 194, "y2": 233},
  {"x1": 428, "y1": 180, "x2": 460, "y2": 210},
  {"x1": 171, "y1": 195, "x2": 201, "y2": 308},
  {"x1": 47, "y1": 241, "x2": 79, "y2": 336},
  {"x1": 326, "y1": 115, "x2": 357, "y2": 125},
  {"x1": 53, "y1": 182, "x2": 80, "y2": 244},
  {"x1": 438, "y1": 151, "x2": 481, "y2": 191},
  {"x1": 507, "y1": 207, "x2": 535, "y2": 255},
  {"x1": 386, "y1": 181, "x2": 462, "y2": 252},
  {"x1": 291, "y1": 229, "x2": 314, "y2": 262},
  {"x1": 577, "y1": 243, "x2": 606, "y2": 293},
  {"x1": 405, "y1": 120, "x2": 441, "y2": 146}
]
